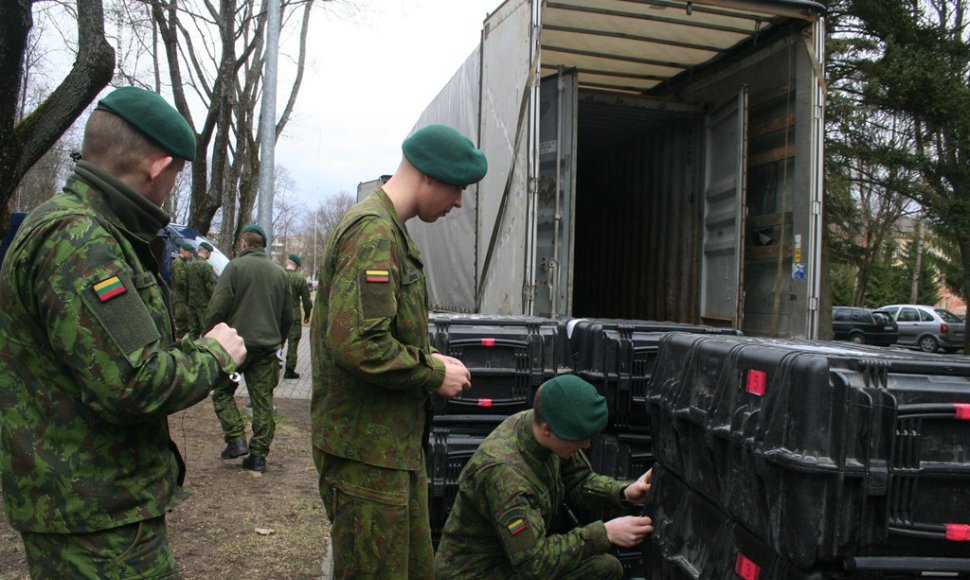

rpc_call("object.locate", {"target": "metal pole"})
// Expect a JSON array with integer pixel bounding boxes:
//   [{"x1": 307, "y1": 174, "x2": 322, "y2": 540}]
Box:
[{"x1": 257, "y1": 0, "x2": 281, "y2": 257}]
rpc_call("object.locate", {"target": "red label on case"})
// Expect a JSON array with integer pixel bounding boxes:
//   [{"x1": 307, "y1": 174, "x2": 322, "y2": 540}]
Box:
[
  {"x1": 954, "y1": 404, "x2": 970, "y2": 420},
  {"x1": 477, "y1": 399, "x2": 493, "y2": 408},
  {"x1": 746, "y1": 370, "x2": 767, "y2": 396},
  {"x1": 945, "y1": 524, "x2": 970, "y2": 541},
  {"x1": 481, "y1": 338, "x2": 495, "y2": 346},
  {"x1": 735, "y1": 553, "x2": 761, "y2": 580}
]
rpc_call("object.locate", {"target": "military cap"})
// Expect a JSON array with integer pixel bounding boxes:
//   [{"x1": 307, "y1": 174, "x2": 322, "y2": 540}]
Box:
[
  {"x1": 540, "y1": 375, "x2": 608, "y2": 441},
  {"x1": 402, "y1": 124, "x2": 487, "y2": 187},
  {"x1": 199, "y1": 241, "x2": 214, "y2": 252},
  {"x1": 241, "y1": 223, "x2": 267, "y2": 243},
  {"x1": 179, "y1": 241, "x2": 195, "y2": 252},
  {"x1": 97, "y1": 87, "x2": 197, "y2": 161},
  {"x1": 287, "y1": 254, "x2": 302, "y2": 268}
]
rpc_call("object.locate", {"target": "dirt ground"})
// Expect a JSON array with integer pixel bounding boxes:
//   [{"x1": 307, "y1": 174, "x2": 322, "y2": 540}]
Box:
[{"x1": 0, "y1": 397, "x2": 330, "y2": 579}]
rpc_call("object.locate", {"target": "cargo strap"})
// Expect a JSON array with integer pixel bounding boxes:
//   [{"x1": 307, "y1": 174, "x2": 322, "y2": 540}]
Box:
[{"x1": 475, "y1": 47, "x2": 541, "y2": 312}]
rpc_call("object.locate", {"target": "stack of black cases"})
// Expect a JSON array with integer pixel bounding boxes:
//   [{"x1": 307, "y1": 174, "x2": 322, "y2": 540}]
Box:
[
  {"x1": 646, "y1": 332, "x2": 970, "y2": 578},
  {"x1": 425, "y1": 315, "x2": 739, "y2": 579}
]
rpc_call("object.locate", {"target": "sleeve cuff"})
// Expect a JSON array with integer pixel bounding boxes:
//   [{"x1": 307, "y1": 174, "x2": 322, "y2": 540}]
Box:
[
  {"x1": 193, "y1": 336, "x2": 237, "y2": 375},
  {"x1": 582, "y1": 521, "x2": 613, "y2": 556},
  {"x1": 424, "y1": 353, "x2": 447, "y2": 395}
]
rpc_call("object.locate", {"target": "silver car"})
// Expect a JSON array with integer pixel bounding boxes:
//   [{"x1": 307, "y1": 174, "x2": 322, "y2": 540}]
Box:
[{"x1": 877, "y1": 304, "x2": 966, "y2": 353}]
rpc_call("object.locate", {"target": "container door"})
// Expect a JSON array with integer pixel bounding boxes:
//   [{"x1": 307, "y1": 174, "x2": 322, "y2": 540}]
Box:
[
  {"x1": 533, "y1": 69, "x2": 577, "y2": 318},
  {"x1": 700, "y1": 88, "x2": 748, "y2": 328}
]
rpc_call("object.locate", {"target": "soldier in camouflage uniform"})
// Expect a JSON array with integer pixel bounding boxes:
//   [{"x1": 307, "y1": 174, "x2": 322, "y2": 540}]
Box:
[
  {"x1": 188, "y1": 240, "x2": 216, "y2": 337},
  {"x1": 283, "y1": 253, "x2": 311, "y2": 379},
  {"x1": 207, "y1": 224, "x2": 291, "y2": 473},
  {"x1": 434, "y1": 375, "x2": 655, "y2": 580},
  {"x1": 171, "y1": 241, "x2": 193, "y2": 338},
  {"x1": 0, "y1": 86, "x2": 246, "y2": 578},
  {"x1": 310, "y1": 124, "x2": 486, "y2": 579}
]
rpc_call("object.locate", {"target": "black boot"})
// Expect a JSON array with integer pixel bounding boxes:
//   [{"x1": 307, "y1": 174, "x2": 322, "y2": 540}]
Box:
[
  {"x1": 220, "y1": 438, "x2": 249, "y2": 460},
  {"x1": 284, "y1": 367, "x2": 300, "y2": 379},
  {"x1": 242, "y1": 454, "x2": 266, "y2": 473}
]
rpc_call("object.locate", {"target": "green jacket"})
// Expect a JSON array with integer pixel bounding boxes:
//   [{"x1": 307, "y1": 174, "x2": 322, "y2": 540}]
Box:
[
  {"x1": 287, "y1": 269, "x2": 312, "y2": 321},
  {"x1": 171, "y1": 256, "x2": 190, "y2": 313},
  {"x1": 0, "y1": 161, "x2": 236, "y2": 534},
  {"x1": 206, "y1": 247, "x2": 291, "y2": 352},
  {"x1": 310, "y1": 188, "x2": 445, "y2": 471},
  {"x1": 188, "y1": 256, "x2": 215, "y2": 318},
  {"x1": 434, "y1": 411, "x2": 629, "y2": 579}
]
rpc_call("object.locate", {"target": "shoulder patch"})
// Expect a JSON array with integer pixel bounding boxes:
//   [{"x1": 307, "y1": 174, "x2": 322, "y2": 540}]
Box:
[
  {"x1": 93, "y1": 276, "x2": 127, "y2": 302},
  {"x1": 506, "y1": 516, "x2": 528, "y2": 536},
  {"x1": 365, "y1": 269, "x2": 390, "y2": 283}
]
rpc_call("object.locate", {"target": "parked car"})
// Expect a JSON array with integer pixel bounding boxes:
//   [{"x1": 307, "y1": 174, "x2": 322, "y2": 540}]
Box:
[
  {"x1": 877, "y1": 304, "x2": 966, "y2": 353},
  {"x1": 832, "y1": 306, "x2": 899, "y2": 346},
  {"x1": 158, "y1": 223, "x2": 229, "y2": 286}
]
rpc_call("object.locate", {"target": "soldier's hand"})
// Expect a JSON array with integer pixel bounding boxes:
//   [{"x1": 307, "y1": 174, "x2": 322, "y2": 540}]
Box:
[
  {"x1": 623, "y1": 468, "x2": 652, "y2": 504},
  {"x1": 434, "y1": 354, "x2": 470, "y2": 399},
  {"x1": 205, "y1": 322, "x2": 247, "y2": 368},
  {"x1": 604, "y1": 515, "x2": 653, "y2": 548}
]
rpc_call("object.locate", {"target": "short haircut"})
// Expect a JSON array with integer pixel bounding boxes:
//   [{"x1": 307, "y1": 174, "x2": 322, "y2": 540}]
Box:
[
  {"x1": 533, "y1": 385, "x2": 545, "y2": 425},
  {"x1": 240, "y1": 231, "x2": 265, "y2": 249},
  {"x1": 82, "y1": 110, "x2": 166, "y2": 175}
]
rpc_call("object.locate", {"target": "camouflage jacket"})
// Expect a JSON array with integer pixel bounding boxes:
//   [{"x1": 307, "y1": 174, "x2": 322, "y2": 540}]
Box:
[
  {"x1": 188, "y1": 257, "x2": 215, "y2": 316},
  {"x1": 435, "y1": 411, "x2": 628, "y2": 579},
  {"x1": 206, "y1": 247, "x2": 291, "y2": 352},
  {"x1": 0, "y1": 161, "x2": 236, "y2": 534},
  {"x1": 286, "y1": 269, "x2": 312, "y2": 321},
  {"x1": 310, "y1": 188, "x2": 445, "y2": 471},
  {"x1": 171, "y1": 256, "x2": 190, "y2": 312}
]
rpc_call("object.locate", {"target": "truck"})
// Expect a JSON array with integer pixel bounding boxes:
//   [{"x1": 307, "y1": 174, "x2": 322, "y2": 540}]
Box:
[{"x1": 400, "y1": 0, "x2": 828, "y2": 339}]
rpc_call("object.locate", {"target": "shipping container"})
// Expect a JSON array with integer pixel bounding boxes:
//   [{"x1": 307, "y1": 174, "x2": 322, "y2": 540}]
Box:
[{"x1": 398, "y1": 0, "x2": 828, "y2": 339}]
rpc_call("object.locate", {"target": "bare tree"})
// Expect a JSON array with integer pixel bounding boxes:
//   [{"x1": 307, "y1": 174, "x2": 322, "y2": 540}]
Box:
[
  {"x1": 0, "y1": 0, "x2": 115, "y2": 231},
  {"x1": 305, "y1": 191, "x2": 354, "y2": 278}
]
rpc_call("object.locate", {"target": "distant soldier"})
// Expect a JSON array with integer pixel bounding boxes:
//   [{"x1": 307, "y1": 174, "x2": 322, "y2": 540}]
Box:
[
  {"x1": 435, "y1": 375, "x2": 654, "y2": 580},
  {"x1": 311, "y1": 124, "x2": 486, "y2": 579},
  {"x1": 283, "y1": 253, "x2": 312, "y2": 379},
  {"x1": 207, "y1": 224, "x2": 292, "y2": 473},
  {"x1": 171, "y1": 240, "x2": 194, "y2": 338},
  {"x1": 188, "y1": 240, "x2": 217, "y2": 337},
  {"x1": 0, "y1": 86, "x2": 246, "y2": 578}
]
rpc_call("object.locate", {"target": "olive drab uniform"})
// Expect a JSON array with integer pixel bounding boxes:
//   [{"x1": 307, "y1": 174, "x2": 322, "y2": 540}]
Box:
[
  {"x1": 434, "y1": 411, "x2": 630, "y2": 580},
  {"x1": 171, "y1": 254, "x2": 191, "y2": 338},
  {"x1": 310, "y1": 188, "x2": 446, "y2": 580},
  {"x1": 188, "y1": 255, "x2": 215, "y2": 337},
  {"x1": 0, "y1": 161, "x2": 236, "y2": 578},
  {"x1": 284, "y1": 268, "x2": 312, "y2": 370},
  {"x1": 207, "y1": 247, "x2": 291, "y2": 459}
]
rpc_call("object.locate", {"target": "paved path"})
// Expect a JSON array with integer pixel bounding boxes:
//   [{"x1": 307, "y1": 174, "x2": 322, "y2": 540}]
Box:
[{"x1": 234, "y1": 321, "x2": 312, "y2": 400}]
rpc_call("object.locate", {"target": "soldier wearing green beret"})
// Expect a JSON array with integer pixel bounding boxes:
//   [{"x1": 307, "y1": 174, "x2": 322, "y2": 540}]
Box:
[
  {"x1": 283, "y1": 254, "x2": 311, "y2": 379},
  {"x1": 206, "y1": 224, "x2": 292, "y2": 473},
  {"x1": 172, "y1": 240, "x2": 194, "y2": 338},
  {"x1": 0, "y1": 86, "x2": 246, "y2": 578},
  {"x1": 434, "y1": 375, "x2": 655, "y2": 580},
  {"x1": 188, "y1": 241, "x2": 216, "y2": 338},
  {"x1": 311, "y1": 124, "x2": 487, "y2": 579}
]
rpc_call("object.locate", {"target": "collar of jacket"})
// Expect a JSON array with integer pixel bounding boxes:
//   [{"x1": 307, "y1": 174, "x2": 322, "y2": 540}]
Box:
[
  {"x1": 72, "y1": 160, "x2": 170, "y2": 243},
  {"x1": 374, "y1": 187, "x2": 424, "y2": 267},
  {"x1": 517, "y1": 410, "x2": 555, "y2": 470},
  {"x1": 238, "y1": 247, "x2": 270, "y2": 259}
]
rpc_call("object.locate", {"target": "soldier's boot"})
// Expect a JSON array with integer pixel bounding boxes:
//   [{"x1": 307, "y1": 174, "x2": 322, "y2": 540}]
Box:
[
  {"x1": 220, "y1": 438, "x2": 249, "y2": 460},
  {"x1": 284, "y1": 367, "x2": 300, "y2": 379},
  {"x1": 242, "y1": 454, "x2": 266, "y2": 473}
]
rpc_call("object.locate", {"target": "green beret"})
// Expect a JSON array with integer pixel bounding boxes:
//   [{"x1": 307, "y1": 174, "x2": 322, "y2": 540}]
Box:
[
  {"x1": 179, "y1": 241, "x2": 195, "y2": 252},
  {"x1": 540, "y1": 375, "x2": 608, "y2": 441},
  {"x1": 199, "y1": 241, "x2": 214, "y2": 252},
  {"x1": 287, "y1": 254, "x2": 302, "y2": 268},
  {"x1": 402, "y1": 124, "x2": 487, "y2": 187},
  {"x1": 241, "y1": 223, "x2": 267, "y2": 243},
  {"x1": 97, "y1": 87, "x2": 197, "y2": 161}
]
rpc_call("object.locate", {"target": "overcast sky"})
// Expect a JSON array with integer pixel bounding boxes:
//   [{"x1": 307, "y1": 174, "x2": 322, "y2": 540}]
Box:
[{"x1": 276, "y1": 0, "x2": 499, "y2": 209}]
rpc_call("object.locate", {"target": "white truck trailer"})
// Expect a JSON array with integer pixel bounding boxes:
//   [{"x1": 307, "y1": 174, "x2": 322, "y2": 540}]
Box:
[{"x1": 399, "y1": 0, "x2": 827, "y2": 339}]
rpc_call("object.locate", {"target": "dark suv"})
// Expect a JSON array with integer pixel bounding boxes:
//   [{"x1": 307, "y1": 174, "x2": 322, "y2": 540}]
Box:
[{"x1": 832, "y1": 306, "x2": 899, "y2": 346}]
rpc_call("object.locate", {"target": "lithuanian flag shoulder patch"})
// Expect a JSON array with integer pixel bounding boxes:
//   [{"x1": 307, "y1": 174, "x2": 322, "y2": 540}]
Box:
[
  {"x1": 93, "y1": 276, "x2": 126, "y2": 302},
  {"x1": 506, "y1": 517, "x2": 528, "y2": 536},
  {"x1": 365, "y1": 269, "x2": 390, "y2": 283}
]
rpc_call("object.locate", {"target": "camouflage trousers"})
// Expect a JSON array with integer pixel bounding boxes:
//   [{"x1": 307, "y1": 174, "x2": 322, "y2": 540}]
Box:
[
  {"x1": 211, "y1": 349, "x2": 280, "y2": 456},
  {"x1": 313, "y1": 448, "x2": 434, "y2": 580},
  {"x1": 284, "y1": 318, "x2": 302, "y2": 369},
  {"x1": 187, "y1": 305, "x2": 207, "y2": 339},
  {"x1": 173, "y1": 305, "x2": 190, "y2": 340},
  {"x1": 20, "y1": 516, "x2": 179, "y2": 579}
]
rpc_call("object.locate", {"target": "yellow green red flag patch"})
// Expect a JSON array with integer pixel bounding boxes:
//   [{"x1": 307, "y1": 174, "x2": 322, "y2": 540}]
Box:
[
  {"x1": 365, "y1": 269, "x2": 390, "y2": 283},
  {"x1": 93, "y1": 276, "x2": 126, "y2": 302},
  {"x1": 507, "y1": 518, "x2": 528, "y2": 535}
]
